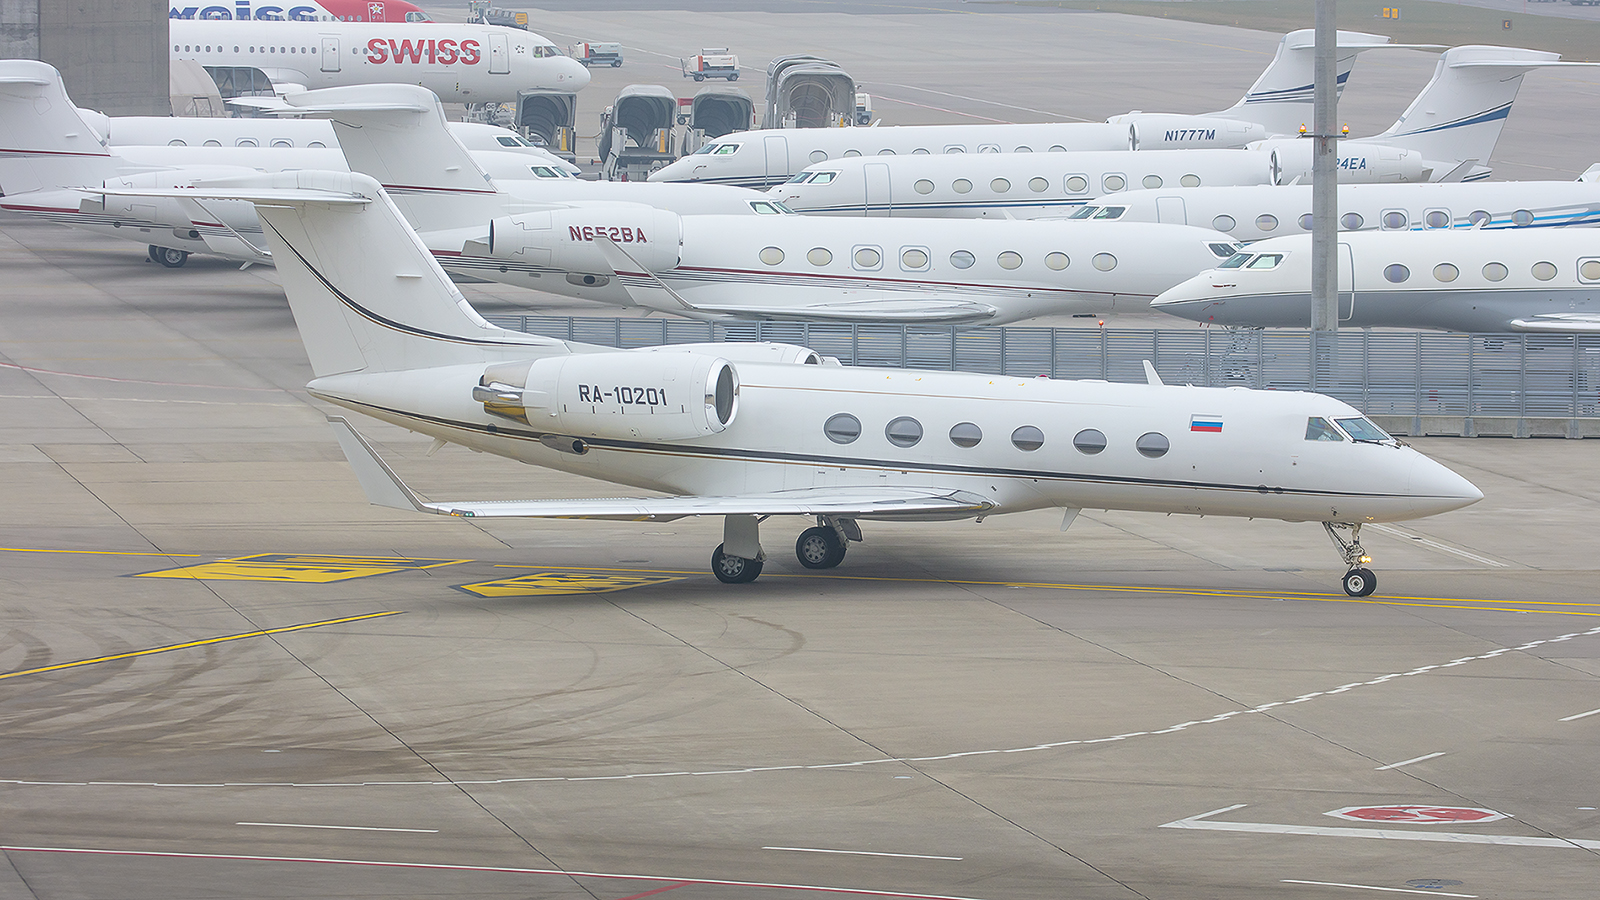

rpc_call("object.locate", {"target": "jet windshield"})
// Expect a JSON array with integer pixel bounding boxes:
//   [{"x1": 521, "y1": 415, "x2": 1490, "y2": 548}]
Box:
[
  {"x1": 1217, "y1": 252, "x2": 1252, "y2": 269},
  {"x1": 1305, "y1": 417, "x2": 1344, "y2": 441},
  {"x1": 749, "y1": 201, "x2": 794, "y2": 215},
  {"x1": 1247, "y1": 253, "x2": 1285, "y2": 269},
  {"x1": 1067, "y1": 206, "x2": 1099, "y2": 219},
  {"x1": 1335, "y1": 417, "x2": 1391, "y2": 443}
]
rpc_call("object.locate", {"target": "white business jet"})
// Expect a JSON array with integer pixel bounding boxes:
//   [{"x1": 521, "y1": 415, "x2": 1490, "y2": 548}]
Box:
[
  {"x1": 1152, "y1": 230, "x2": 1600, "y2": 332},
  {"x1": 137, "y1": 169, "x2": 1479, "y2": 594},
  {"x1": 169, "y1": 18, "x2": 590, "y2": 102},
  {"x1": 1069, "y1": 181, "x2": 1600, "y2": 241},
  {"x1": 648, "y1": 29, "x2": 1415, "y2": 189}
]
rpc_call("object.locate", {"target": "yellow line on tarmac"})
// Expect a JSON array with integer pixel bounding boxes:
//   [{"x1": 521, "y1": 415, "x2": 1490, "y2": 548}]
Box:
[
  {"x1": 0, "y1": 612, "x2": 402, "y2": 682},
  {"x1": 1, "y1": 547, "x2": 202, "y2": 557}
]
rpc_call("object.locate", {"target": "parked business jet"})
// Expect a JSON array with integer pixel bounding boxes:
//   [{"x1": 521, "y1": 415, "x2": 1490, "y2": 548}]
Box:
[
  {"x1": 1071, "y1": 181, "x2": 1600, "y2": 240},
  {"x1": 1152, "y1": 230, "x2": 1600, "y2": 332},
  {"x1": 147, "y1": 169, "x2": 1478, "y2": 593},
  {"x1": 169, "y1": 19, "x2": 590, "y2": 102},
  {"x1": 169, "y1": 1, "x2": 432, "y2": 22},
  {"x1": 648, "y1": 29, "x2": 1414, "y2": 189}
]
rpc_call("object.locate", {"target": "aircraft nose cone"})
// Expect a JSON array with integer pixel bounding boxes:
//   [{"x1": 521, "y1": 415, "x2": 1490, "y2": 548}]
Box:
[
  {"x1": 1150, "y1": 272, "x2": 1214, "y2": 318},
  {"x1": 1408, "y1": 452, "x2": 1483, "y2": 516},
  {"x1": 561, "y1": 59, "x2": 591, "y2": 90}
]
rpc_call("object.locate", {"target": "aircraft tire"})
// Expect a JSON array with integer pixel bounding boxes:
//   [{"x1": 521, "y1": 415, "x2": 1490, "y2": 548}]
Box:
[
  {"x1": 1342, "y1": 567, "x2": 1377, "y2": 597},
  {"x1": 795, "y1": 526, "x2": 845, "y2": 569},
  {"x1": 712, "y1": 543, "x2": 763, "y2": 583},
  {"x1": 153, "y1": 246, "x2": 189, "y2": 268}
]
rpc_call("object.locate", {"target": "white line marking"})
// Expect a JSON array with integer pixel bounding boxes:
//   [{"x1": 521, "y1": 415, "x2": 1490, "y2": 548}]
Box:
[
  {"x1": 1558, "y1": 707, "x2": 1600, "y2": 722},
  {"x1": 1374, "y1": 752, "x2": 1445, "y2": 770},
  {"x1": 1366, "y1": 524, "x2": 1510, "y2": 567},
  {"x1": 236, "y1": 822, "x2": 438, "y2": 833},
  {"x1": 1161, "y1": 805, "x2": 1600, "y2": 850},
  {"x1": 763, "y1": 847, "x2": 962, "y2": 861},
  {"x1": 6, "y1": 625, "x2": 1598, "y2": 790},
  {"x1": 1281, "y1": 879, "x2": 1477, "y2": 897}
]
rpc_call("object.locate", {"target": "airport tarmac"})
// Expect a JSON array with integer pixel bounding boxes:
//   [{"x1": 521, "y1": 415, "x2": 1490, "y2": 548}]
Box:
[{"x1": 4, "y1": 6, "x2": 1600, "y2": 899}]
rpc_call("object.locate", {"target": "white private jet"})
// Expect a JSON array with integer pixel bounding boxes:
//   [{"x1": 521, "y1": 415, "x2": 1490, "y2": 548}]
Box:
[
  {"x1": 146, "y1": 169, "x2": 1480, "y2": 594},
  {"x1": 1152, "y1": 230, "x2": 1600, "y2": 332},
  {"x1": 1066, "y1": 180, "x2": 1600, "y2": 241},
  {"x1": 169, "y1": 18, "x2": 590, "y2": 102},
  {"x1": 648, "y1": 29, "x2": 1417, "y2": 189}
]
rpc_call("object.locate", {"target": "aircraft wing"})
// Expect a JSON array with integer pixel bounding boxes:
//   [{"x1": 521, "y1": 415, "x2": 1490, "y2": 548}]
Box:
[
  {"x1": 330, "y1": 417, "x2": 995, "y2": 521},
  {"x1": 1508, "y1": 314, "x2": 1600, "y2": 333}
]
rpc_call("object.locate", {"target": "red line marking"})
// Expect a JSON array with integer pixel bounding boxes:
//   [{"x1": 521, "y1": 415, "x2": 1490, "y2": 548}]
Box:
[{"x1": 613, "y1": 882, "x2": 692, "y2": 900}]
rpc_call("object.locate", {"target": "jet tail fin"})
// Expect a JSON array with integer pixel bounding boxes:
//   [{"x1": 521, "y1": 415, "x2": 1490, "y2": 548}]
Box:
[{"x1": 0, "y1": 60, "x2": 115, "y2": 195}]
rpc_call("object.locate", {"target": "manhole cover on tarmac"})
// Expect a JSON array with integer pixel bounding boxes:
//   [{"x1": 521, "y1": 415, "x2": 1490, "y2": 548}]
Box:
[
  {"x1": 1326, "y1": 805, "x2": 1507, "y2": 824},
  {"x1": 1407, "y1": 879, "x2": 1466, "y2": 890}
]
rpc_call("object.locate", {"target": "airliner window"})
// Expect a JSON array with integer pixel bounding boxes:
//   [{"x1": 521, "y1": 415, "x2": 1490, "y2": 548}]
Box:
[
  {"x1": 912, "y1": 148, "x2": 930, "y2": 155},
  {"x1": 825, "y1": 413, "x2": 862, "y2": 444},
  {"x1": 1434, "y1": 263, "x2": 1459, "y2": 283},
  {"x1": 1015, "y1": 146, "x2": 1034, "y2": 153},
  {"x1": 1103, "y1": 174, "x2": 1126, "y2": 192},
  {"x1": 1068, "y1": 206, "x2": 1098, "y2": 219},
  {"x1": 168, "y1": 139, "x2": 186, "y2": 147},
  {"x1": 271, "y1": 139, "x2": 293, "y2": 148},
  {"x1": 1073, "y1": 429, "x2": 1106, "y2": 454},
  {"x1": 1213, "y1": 215, "x2": 1236, "y2": 232},
  {"x1": 991, "y1": 178, "x2": 1011, "y2": 193},
  {"x1": 843, "y1": 149, "x2": 862, "y2": 157},
  {"x1": 1094, "y1": 207, "x2": 1126, "y2": 219},
  {"x1": 1011, "y1": 426, "x2": 1045, "y2": 451},
  {"x1": 950, "y1": 250, "x2": 975, "y2": 269},
  {"x1": 1136, "y1": 432, "x2": 1170, "y2": 458},
  {"x1": 1050, "y1": 145, "x2": 1068, "y2": 152},
  {"x1": 1180, "y1": 174, "x2": 1201, "y2": 187},
  {"x1": 1384, "y1": 264, "x2": 1410, "y2": 283},
  {"x1": 1248, "y1": 254, "x2": 1284, "y2": 270},
  {"x1": 1209, "y1": 243, "x2": 1239, "y2": 259},
  {"x1": 759, "y1": 247, "x2": 785, "y2": 265},
  {"x1": 1582, "y1": 259, "x2": 1600, "y2": 282},
  {"x1": 1029, "y1": 177, "x2": 1049, "y2": 193},
  {"x1": 914, "y1": 179, "x2": 935, "y2": 194},
  {"x1": 204, "y1": 140, "x2": 221, "y2": 147},
  {"x1": 886, "y1": 417, "x2": 924, "y2": 448},
  {"x1": 1305, "y1": 417, "x2": 1343, "y2": 441},
  {"x1": 998, "y1": 251, "x2": 1023, "y2": 270},
  {"x1": 1425, "y1": 210, "x2": 1451, "y2": 229},
  {"x1": 1256, "y1": 214, "x2": 1278, "y2": 232},
  {"x1": 1299, "y1": 213, "x2": 1314, "y2": 230},
  {"x1": 1218, "y1": 253, "x2": 1252, "y2": 269},
  {"x1": 953, "y1": 179, "x2": 973, "y2": 194},
  {"x1": 1340, "y1": 212, "x2": 1364, "y2": 230},
  {"x1": 901, "y1": 248, "x2": 929, "y2": 269},
  {"x1": 1483, "y1": 262, "x2": 1508, "y2": 282},
  {"x1": 1335, "y1": 417, "x2": 1390, "y2": 443},
  {"x1": 714, "y1": 144, "x2": 740, "y2": 155},
  {"x1": 811, "y1": 172, "x2": 837, "y2": 185},
  {"x1": 810, "y1": 150, "x2": 828, "y2": 163},
  {"x1": 1468, "y1": 210, "x2": 1491, "y2": 227},
  {"x1": 1092, "y1": 253, "x2": 1118, "y2": 272},
  {"x1": 879, "y1": 149, "x2": 896, "y2": 155},
  {"x1": 1382, "y1": 211, "x2": 1408, "y2": 230},
  {"x1": 1512, "y1": 209, "x2": 1534, "y2": 226},
  {"x1": 1045, "y1": 252, "x2": 1069, "y2": 270},
  {"x1": 808, "y1": 247, "x2": 833, "y2": 266},
  {"x1": 949, "y1": 422, "x2": 983, "y2": 448},
  {"x1": 786, "y1": 172, "x2": 813, "y2": 183},
  {"x1": 1532, "y1": 261, "x2": 1558, "y2": 281},
  {"x1": 1143, "y1": 175, "x2": 1163, "y2": 189},
  {"x1": 1065, "y1": 175, "x2": 1089, "y2": 193},
  {"x1": 853, "y1": 246, "x2": 882, "y2": 269}
]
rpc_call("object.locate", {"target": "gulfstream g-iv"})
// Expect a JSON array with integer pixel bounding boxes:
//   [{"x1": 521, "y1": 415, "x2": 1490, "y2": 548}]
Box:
[{"x1": 177, "y1": 170, "x2": 1480, "y2": 596}]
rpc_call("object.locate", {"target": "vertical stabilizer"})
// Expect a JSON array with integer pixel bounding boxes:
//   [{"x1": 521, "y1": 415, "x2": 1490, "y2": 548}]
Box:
[
  {"x1": 0, "y1": 60, "x2": 115, "y2": 194},
  {"x1": 1216, "y1": 30, "x2": 1424, "y2": 136}
]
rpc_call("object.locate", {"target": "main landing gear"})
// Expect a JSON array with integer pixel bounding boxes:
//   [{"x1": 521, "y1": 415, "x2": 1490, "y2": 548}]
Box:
[
  {"x1": 711, "y1": 515, "x2": 859, "y2": 583},
  {"x1": 1325, "y1": 522, "x2": 1377, "y2": 597},
  {"x1": 148, "y1": 245, "x2": 189, "y2": 268}
]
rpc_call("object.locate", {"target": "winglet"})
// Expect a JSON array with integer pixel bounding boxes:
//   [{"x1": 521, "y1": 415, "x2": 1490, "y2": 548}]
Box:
[
  {"x1": 592, "y1": 235, "x2": 698, "y2": 311},
  {"x1": 327, "y1": 416, "x2": 432, "y2": 513},
  {"x1": 1143, "y1": 360, "x2": 1164, "y2": 386}
]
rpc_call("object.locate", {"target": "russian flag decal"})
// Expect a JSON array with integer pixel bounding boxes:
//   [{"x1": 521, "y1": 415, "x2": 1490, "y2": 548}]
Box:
[{"x1": 1190, "y1": 415, "x2": 1223, "y2": 433}]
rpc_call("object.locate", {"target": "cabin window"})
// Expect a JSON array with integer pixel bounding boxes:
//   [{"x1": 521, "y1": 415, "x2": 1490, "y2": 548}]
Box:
[
  {"x1": 1248, "y1": 254, "x2": 1284, "y2": 270},
  {"x1": 1049, "y1": 145, "x2": 1068, "y2": 152},
  {"x1": 825, "y1": 413, "x2": 862, "y2": 444},
  {"x1": 1256, "y1": 214, "x2": 1278, "y2": 232},
  {"x1": 1468, "y1": 210, "x2": 1491, "y2": 227},
  {"x1": 1180, "y1": 174, "x2": 1201, "y2": 187},
  {"x1": 1340, "y1": 212, "x2": 1363, "y2": 230},
  {"x1": 1212, "y1": 215, "x2": 1236, "y2": 232},
  {"x1": 1483, "y1": 262, "x2": 1508, "y2": 282},
  {"x1": 914, "y1": 179, "x2": 935, "y2": 194},
  {"x1": 950, "y1": 250, "x2": 975, "y2": 269},
  {"x1": 759, "y1": 247, "x2": 785, "y2": 265},
  {"x1": 1142, "y1": 175, "x2": 1162, "y2": 189},
  {"x1": 1433, "y1": 263, "x2": 1459, "y2": 283},
  {"x1": 807, "y1": 247, "x2": 833, "y2": 266},
  {"x1": 885, "y1": 417, "x2": 924, "y2": 448},
  {"x1": 1532, "y1": 261, "x2": 1558, "y2": 281},
  {"x1": 1103, "y1": 174, "x2": 1126, "y2": 192},
  {"x1": 1381, "y1": 210, "x2": 1408, "y2": 230},
  {"x1": 878, "y1": 149, "x2": 896, "y2": 156},
  {"x1": 949, "y1": 422, "x2": 983, "y2": 448},
  {"x1": 810, "y1": 150, "x2": 827, "y2": 163},
  {"x1": 1298, "y1": 213, "x2": 1313, "y2": 230},
  {"x1": 991, "y1": 178, "x2": 1011, "y2": 193},
  {"x1": 1335, "y1": 417, "x2": 1390, "y2": 442},
  {"x1": 1014, "y1": 146, "x2": 1033, "y2": 153},
  {"x1": 952, "y1": 179, "x2": 972, "y2": 194},
  {"x1": 1384, "y1": 264, "x2": 1410, "y2": 284},
  {"x1": 1425, "y1": 210, "x2": 1451, "y2": 229},
  {"x1": 233, "y1": 46, "x2": 239, "y2": 52},
  {"x1": 843, "y1": 149, "x2": 862, "y2": 157},
  {"x1": 236, "y1": 138, "x2": 257, "y2": 147},
  {"x1": 1065, "y1": 175, "x2": 1089, "y2": 193},
  {"x1": 1136, "y1": 432, "x2": 1170, "y2": 458},
  {"x1": 167, "y1": 139, "x2": 186, "y2": 147},
  {"x1": 1045, "y1": 252, "x2": 1069, "y2": 270},
  {"x1": 1512, "y1": 209, "x2": 1534, "y2": 226},
  {"x1": 900, "y1": 248, "x2": 929, "y2": 270},
  {"x1": 912, "y1": 148, "x2": 930, "y2": 155},
  {"x1": 978, "y1": 144, "x2": 1000, "y2": 153},
  {"x1": 853, "y1": 246, "x2": 882, "y2": 269},
  {"x1": 1092, "y1": 253, "x2": 1117, "y2": 272},
  {"x1": 203, "y1": 140, "x2": 221, "y2": 147},
  {"x1": 997, "y1": 251, "x2": 1023, "y2": 270},
  {"x1": 1581, "y1": 259, "x2": 1600, "y2": 282},
  {"x1": 1073, "y1": 429, "x2": 1106, "y2": 454},
  {"x1": 1218, "y1": 252, "x2": 1252, "y2": 269},
  {"x1": 271, "y1": 139, "x2": 293, "y2": 148},
  {"x1": 1029, "y1": 177, "x2": 1049, "y2": 193},
  {"x1": 811, "y1": 172, "x2": 836, "y2": 185},
  {"x1": 944, "y1": 145, "x2": 965, "y2": 153},
  {"x1": 1011, "y1": 426, "x2": 1045, "y2": 452},
  {"x1": 1305, "y1": 417, "x2": 1343, "y2": 441}
]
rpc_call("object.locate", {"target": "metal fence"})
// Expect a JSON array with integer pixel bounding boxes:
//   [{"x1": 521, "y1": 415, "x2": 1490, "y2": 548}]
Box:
[{"x1": 485, "y1": 316, "x2": 1600, "y2": 426}]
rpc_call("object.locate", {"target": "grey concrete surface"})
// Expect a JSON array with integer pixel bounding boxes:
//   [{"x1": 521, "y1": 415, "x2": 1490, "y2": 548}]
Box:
[
  {"x1": 25, "y1": 0, "x2": 171, "y2": 116},
  {"x1": 4, "y1": 7, "x2": 1600, "y2": 899}
]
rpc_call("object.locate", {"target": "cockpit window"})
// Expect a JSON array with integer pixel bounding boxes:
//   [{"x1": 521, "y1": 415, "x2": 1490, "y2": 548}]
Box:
[
  {"x1": 1067, "y1": 206, "x2": 1099, "y2": 220},
  {"x1": 1209, "y1": 243, "x2": 1240, "y2": 258},
  {"x1": 529, "y1": 166, "x2": 561, "y2": 178},
  {"x1": 1218, "y1": 252, "x2": 1252, "y2": 269},
  {"x1": 786, "y1": 172, "x2": 813, "y2": 183},
  {"x1": 749, "y1": 201, "x2": 784, "y2": 215},
  {"x1": 714, "y1": 144, "x2": 741, "y2": 155},
  {"x1": 533, "y1": 45, "x2": 564, "y2": 58},
  {"x1": 770, "y1": 200, "x2": 797, "y2": 214},
  {"x1": 1247, "y1": 253, "x2": 1285, "y2": 270},
  {"x1": 1335, "y1": 417, "x2": 1391, "y2": 443},
  {"x1": 810, "y1": 171, "x2": 837, "y2": 185},
  {"x1": 1093, "y1": 206, "x2": 1126, "y2": 219},
  {"x1": 1305, "y1": 417, "x2": 1344, "y2": 441},
  {"x1": 694, "y1": 143, "x2": 721, "y2": 155}
]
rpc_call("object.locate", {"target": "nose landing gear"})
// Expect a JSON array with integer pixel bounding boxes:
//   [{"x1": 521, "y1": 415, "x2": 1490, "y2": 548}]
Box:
[{"x1": 1324, "y1": 522, "x2": 1377, "y2": 596}]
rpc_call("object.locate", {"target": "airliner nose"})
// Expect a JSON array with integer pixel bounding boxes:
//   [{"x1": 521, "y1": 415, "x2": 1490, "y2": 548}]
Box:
[
  {"x1": 1408, "y1": 452, "x2": 1483, "y2": 516},
  {"x1": 559, "y1": 58, "x2": 591, "y2": 90}
]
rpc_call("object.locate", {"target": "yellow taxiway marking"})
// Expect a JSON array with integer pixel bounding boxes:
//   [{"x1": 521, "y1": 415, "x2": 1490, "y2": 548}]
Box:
[
  {"x1": 135, "y1": 554, "x2": 468, "y2": 584},
  {"x1": 457, "y1": 571, "x2": 686, "y2": 597},
  {"x1": 0, "y1": 612, "x2": 402, "y2": 682},
  {"x1": 2, "y1": 547, "x2": 202, "y2": 557}
]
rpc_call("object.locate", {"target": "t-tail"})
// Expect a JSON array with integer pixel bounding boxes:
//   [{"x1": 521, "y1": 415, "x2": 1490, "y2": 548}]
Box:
[
  {"x1": 0, "y1": 59, "x2": 116, "y2": 195},
  {"x1": 1213, "y1": 29, "x2": 1433, "y2": 136}
]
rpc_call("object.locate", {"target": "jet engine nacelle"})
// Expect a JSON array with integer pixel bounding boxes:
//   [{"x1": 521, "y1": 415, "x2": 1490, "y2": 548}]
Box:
[
  {"x1": 1122, "y1": 115, "x2": 1269, "y2": 150},
  {"x1": 1262, "y1": 139, "x2": 1429, "y2": 184},
  {"x1": 473, "y1": 351, "x2": 738, "y2": 443},
  {"x1": 486, "y1": 206, "x2": 683, "y2": 275}
]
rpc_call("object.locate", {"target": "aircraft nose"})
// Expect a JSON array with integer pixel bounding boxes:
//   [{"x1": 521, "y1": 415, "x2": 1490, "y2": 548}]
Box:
[
  {"x1": 1408, "y1": 452, "x2": 1483, "y2": 516},
  {"x1": 560, "y1": 58, "x2": 592, "y2": 90},
  {"x1": 1150, "y1": 272, "x2": 1215, "y2": 317}
]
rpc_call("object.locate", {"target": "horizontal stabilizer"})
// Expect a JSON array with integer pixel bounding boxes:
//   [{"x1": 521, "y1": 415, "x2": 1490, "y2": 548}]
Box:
[
  {"x1": 329, "y1": 416, "x2": 995, "y2": 521},
  {"x1": 83, "y1": 184, "x2": 372, "y2": 206},
  {"x1": 1508, "y1": 314, "x2": 1600, "y2": 333},
  {"x1": 690, "y1": 298, "x2": 1001, "y2": 325}
]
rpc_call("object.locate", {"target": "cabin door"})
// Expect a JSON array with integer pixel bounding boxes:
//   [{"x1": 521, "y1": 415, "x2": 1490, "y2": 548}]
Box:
[
  {"x1": 762, "y1": 136, "x2": 788, "y2": 184},
  {"x1": 488, "y1": 33, "x2": 511, "y2": 74},
  {"x1": 1338, "y1": 241, "x2": 1355, "y2": 321},
  {"x1": 1155, "y1": 196, "x2": 1186, "y2": 225},
  {"x1": 863, "y1": 163, "x2": 891, "y2": 217},
  {"x1": 320, "y1": 37, "x2": 340, "y2": 73}
]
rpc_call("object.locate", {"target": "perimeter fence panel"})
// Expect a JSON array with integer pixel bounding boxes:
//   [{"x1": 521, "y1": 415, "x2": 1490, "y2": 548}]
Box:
[
  {"x1": 905, "y1": 328, "x2": 958, "y2": 371},
  {"x1": 1050, "y1": 329, "x2": 1108, "y2": 380},
  {"x1": 954, "y1": 328, "x2": 1005, "y2": 375},
  {"x1": 999, "y1": 328, "x2": 1054, "y2": 378}
]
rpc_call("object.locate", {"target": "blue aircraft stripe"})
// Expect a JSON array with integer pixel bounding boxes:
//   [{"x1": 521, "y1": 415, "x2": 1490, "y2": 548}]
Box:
[{"x1": 1391, "y1": 103, "x2": 1512, "y2": 138}]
